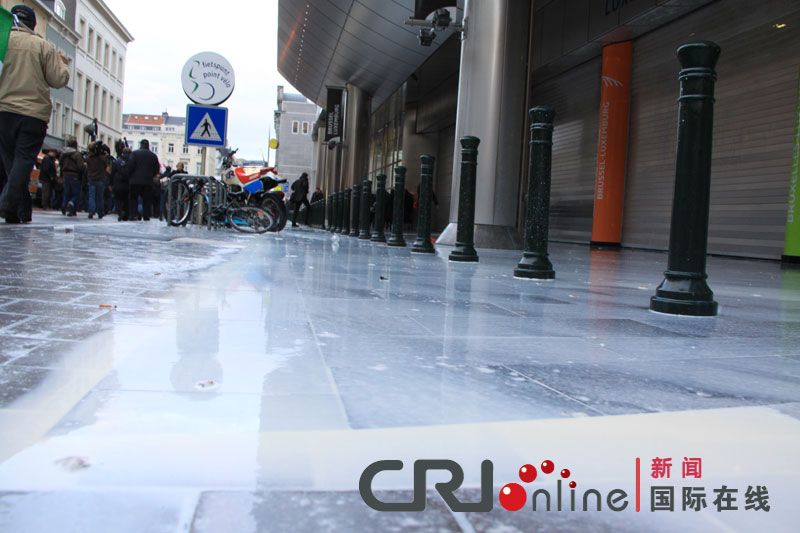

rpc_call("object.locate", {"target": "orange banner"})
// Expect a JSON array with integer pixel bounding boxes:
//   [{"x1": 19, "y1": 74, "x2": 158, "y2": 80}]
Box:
[{"x1": 591, "y1": 41, "x2": 632, "y2": 245}]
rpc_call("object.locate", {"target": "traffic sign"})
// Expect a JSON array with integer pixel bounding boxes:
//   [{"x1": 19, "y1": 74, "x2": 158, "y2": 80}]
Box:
[
  {"x1": 181, "y1": 52, "x2": 235, "y2": 106},
  {"x1": 186, "y1": 104, "x2": 227, "y2": 148}
]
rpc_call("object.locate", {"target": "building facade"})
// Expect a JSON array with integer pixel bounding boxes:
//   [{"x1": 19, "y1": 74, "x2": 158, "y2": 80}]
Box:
[
  {"x1": 72, "y1": 0, "x2": 132, "y2": 149},
  {"x1": 122, "y1": 113, "x2": 211, "y2": 175},
  {"x1": 279, "y1": 0, "x2": 800, "y2": 261},
  {"x1": 274, "y1": 86, "x2": 318, "y2": 190}
]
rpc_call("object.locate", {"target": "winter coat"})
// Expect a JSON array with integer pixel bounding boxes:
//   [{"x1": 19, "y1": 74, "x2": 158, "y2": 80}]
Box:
[
  {"x1": 111, "y1": 154, "x2": 130, "y2": 192},
  {"x1": 86, "y1": 153, "x2": 107, "y2": 183},
  {"x1": 39, "y1": 155, "x2": 57, "y2": 183},
  {"x1": 59, "y1": 148, "x2": 85, "y2": 181},
  {"x1": 0, "y1": 27, "x2": 70, "y2": 122},
  {"x1": 290, "y1": 175, "x2": 309, "y2": 203},
  {"x1": 125, "y1": 148, "x2": 160, "y2": 187}
]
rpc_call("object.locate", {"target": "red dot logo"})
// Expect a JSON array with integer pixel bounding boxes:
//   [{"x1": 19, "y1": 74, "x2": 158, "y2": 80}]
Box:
[
  {"x1": 519, "y1": 464, "x2": 537, "y2": 483},
  {"x1": 541, "y1": 460, "x2": 554, "y2": 474},
  {"x1": 569, "y1": 481, "x2": 577, "y2": 489},
  {"x1": 561, "y1": 468, "x2": 571, "y2": 478},
  {"x1": 499, "y1": 483, "x2": 527, "y2": 511}
]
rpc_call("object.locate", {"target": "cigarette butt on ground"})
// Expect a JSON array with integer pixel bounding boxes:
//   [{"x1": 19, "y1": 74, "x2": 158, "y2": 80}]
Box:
[{"x1": 99, "y1": 304, "x2": 117, "y2": 309}]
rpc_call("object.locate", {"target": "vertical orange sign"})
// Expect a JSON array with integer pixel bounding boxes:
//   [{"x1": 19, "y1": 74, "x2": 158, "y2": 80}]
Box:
[{"x1": 591, "y1": 41, "x2": 632, "y2": 245}]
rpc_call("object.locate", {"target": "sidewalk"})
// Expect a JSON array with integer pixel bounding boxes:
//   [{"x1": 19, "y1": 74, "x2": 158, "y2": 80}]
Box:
[{"x1": 0, "y1": 211, "x2": 798, "y2": 532}]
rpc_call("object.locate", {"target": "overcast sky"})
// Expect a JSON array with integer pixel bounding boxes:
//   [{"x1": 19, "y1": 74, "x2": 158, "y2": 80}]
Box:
[{"x1": 104, "y1": 0, "x2": 300, "y2": 161}]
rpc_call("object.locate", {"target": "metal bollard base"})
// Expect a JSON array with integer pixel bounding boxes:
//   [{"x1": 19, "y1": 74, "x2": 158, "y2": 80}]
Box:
[
  {"x1": 449, "y1": 244, "x2": 478, "y2": 262},
  {"x1": 411, "y1": 239, "x2": 435, "y2": 254},
  {"x1": 514, "y1": 252, "x2": 555, "y2": 279},
  {"x1": 649, "y1": 274, "x2": 718, "y2": 316}
]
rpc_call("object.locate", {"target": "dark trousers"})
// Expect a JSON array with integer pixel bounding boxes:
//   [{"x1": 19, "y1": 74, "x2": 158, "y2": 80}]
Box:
[
  {"x1": 41, "y1": 181, "x2": 52, "y2": 209},
  {"x1": 114, "y1": 189, "x2": 129, "y2": 220},
  {"x1": 63, "y1": 177, "x2": 81, "y2": 212},
  {"x1": 0, "y1": 112, "x2": 47, "y2": 222},
  {"x1": 129, "y1": 184, "x2": 153, "y2": 220},
  {"x1": 292, "y1": 197, "x2": 311, "y2": 225}
]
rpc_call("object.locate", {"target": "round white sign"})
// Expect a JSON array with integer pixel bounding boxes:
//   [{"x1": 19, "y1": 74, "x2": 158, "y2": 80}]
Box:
[{"x1": 181, "y1": 52, "x2": 235, "y2": 105}]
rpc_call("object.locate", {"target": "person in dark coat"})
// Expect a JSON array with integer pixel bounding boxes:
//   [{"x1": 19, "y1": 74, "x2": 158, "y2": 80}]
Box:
[
  {"x1": 59, "y1": 138, "x2": 85, "y2": 216},
  {"x1": 310, "y1": 187, "x2": 324, "y2": 204},
  {"x1": 85, "y1": 141, "x2": 108, "y2": 218},
  {"x1": 111, "y1": 147, "x2": 130, "y2": 221},
  {"x1": 125, "y1": 139, "x2": 160, "y2": 221},
  {"x1": 289, "y1": 172, "x2": 310, "y2": 227},
  {"x1": 39, "y1": 149, "x2": 57, "y2": 209}
]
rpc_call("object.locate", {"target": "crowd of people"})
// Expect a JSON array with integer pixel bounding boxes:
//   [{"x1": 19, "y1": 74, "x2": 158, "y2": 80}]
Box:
[{"x1": 34, "y1": 138, "x2": 184, "y2": 222}]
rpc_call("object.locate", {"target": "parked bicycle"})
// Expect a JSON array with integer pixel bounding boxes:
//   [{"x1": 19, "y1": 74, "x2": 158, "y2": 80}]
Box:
[{"x1": 166, "y1": 174, "x2": 274, "y2": 233}]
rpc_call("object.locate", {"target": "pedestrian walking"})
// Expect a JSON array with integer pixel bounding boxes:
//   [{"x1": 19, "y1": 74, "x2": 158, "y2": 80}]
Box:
[
  {"x1": 86, "y1": 141, "x2": 108, "y2": 218},
  {"x1": 39, "y1": 149, "x2": 57, "y2": 209},
  {"x1": 59, "y1": 138, "x2": 84, "y2": 216},
  {"x1": 290, "y1": 172, "x2": 310, "y2": 227},
  {"x1": 0, "y1": 5, "x2": 70, "y2": 223},
  {"x1": 125, "y1": 139, "x2": 160, "y2": 221},
  {"x1": 110, "y1": 147, "x2": 130, "y2": 221}
]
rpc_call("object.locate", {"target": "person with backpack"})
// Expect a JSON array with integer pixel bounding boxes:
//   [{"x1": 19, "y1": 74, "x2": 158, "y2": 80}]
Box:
[
  {"x1": 289, "y1": 172, "x2": 310, "y2": 227},
  {"x1": 59, "y1": 138, "x2": 85, "y2": 216}
]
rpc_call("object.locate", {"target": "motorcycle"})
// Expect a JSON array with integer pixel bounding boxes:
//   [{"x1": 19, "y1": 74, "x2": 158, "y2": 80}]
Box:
[{"x1": 219, "y1": 147, "x2": 288, "y2": 232}]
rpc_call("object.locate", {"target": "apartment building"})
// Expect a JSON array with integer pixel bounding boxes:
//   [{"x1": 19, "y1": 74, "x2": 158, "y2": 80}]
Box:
[
  {"x1": 122, "y1": 113, "x2": 210, "y2": 175},
  {"x1": 72, "y1": 0, "x2": 133, "y2": 149}
]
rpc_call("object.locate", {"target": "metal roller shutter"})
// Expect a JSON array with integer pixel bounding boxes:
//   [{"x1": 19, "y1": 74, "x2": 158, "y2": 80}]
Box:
[
  {"x1": 532, "y1": 57, "x2": 602, "y2": 243},
  {"x1": 623, "y1": 0, "x2": 800, "y2": 259}
]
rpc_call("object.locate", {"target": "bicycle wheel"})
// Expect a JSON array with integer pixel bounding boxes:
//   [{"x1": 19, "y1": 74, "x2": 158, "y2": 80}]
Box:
[
  {"x1": 261, "y1": 196, "x2": 287, "y2": 232},
  {"x1": 167, "y1": 181, "x2": 192, "y2": 226},
  {"x1": 228, "y1": 206, "x2": 274, "y2": 234}
]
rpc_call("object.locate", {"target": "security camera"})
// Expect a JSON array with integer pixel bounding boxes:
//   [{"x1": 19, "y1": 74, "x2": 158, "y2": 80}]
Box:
[
  {"x1": 432, "y1": 9, "x2": 451, "y2": 31},
  {"x1": 419, "y1": 28, "x2": 436, "y2": 46}
]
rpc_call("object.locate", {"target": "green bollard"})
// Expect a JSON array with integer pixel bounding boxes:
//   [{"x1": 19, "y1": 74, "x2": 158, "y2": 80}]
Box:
[
  {"x1": 325, "y1": 194, "x2": 332, "y2": 231},
  {"x1": 371, "y1": 174, "x2": 388, "y2": 243},
  {"x1": 343, "y1": 188, "x2": 352, "y2": 236},
  {"x1": 449, "y1": 137, "x2": 480, "y2": 262},
  {"x1": 412, "y1": 155, "x2": 436, "y2": 253},
  {"x1": 350, "y1": 183, "x2": 361, "y2": 237},
  {"x1": 387, "y1": 167, "x2": 407, "y2": 247},
  {"x1": 359, "y1": 179, "x2": 372, "y2": 239},
  {"x1": 331, "y1": 192, "x2": 339, "y2": 233},
  {"x1": 650, "y1": 41, "x2": 720, "y2": 317},
  {"x1": 336, "y1": 191, "x2": 345, "y2": 234},
  {"x1": 515, "y1": 107, "x2": 556, "y2": 279}
]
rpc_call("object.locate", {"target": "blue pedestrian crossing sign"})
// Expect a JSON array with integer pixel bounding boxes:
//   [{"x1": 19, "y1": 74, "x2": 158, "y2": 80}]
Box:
[{"x1": 185, "y1": 104, "x2": 227, "y2": 147}]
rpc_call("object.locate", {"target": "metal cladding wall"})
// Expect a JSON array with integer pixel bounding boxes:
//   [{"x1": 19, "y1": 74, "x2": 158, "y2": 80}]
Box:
[
  {"x1": 532, "y1": 0, "x2": 800, "y2": 259},
  {"x1": 623, "y1": 0, "x2": 800, "y2": 259},
  {"x1": 532, "y1": 58, "x2": 601, "y2": 243}
]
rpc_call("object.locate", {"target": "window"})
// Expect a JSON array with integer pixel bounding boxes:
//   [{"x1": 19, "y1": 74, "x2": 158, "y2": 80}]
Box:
[
  {"x1": 104, "y1": 44, "x2": 110, "y2": 69},
  {"x1": 78, "y1": 19, "x2": 86, "y2": 48},
  {"x1": 54, "y1": 0, "x2": 66, "y2": 19},
  {"x1": 63, "y1": 107, "x2": 70, "y2": 138},
  {"x1": 197, "y1": 148, "x2": 202, "y2": 155},
  {"x1": 196, "y1": 162, "x2": 202, "y2": 174},
  {"x1": 83, "y1": 78, "x2": 90, "y2": 113},
  {"x1": 302, "y1": 121, "x2": 309, "y2": 134},
  {"x1": 168, "y1": 143, "x2": 174, "y2": 153},
  {"x1": 111, "y1": 50, "x2": 117, "y2": 77},
  {"x1": 76, "y1": 72, "x2": 83, "y2": 108},
  {"x1": 101, "y1": 89, "x2": 107, "y2": 122},
  {"x1": 292, "y1": 121, "x2": 299, "y2": 134},
  {"x1": 96, "y1": 35, "x2": 102, "y2": 61},
  {"x1": 118, "y1": 57, "x2": 124, "y2": 81},
  {"x1": 87, "y1": 28, "x2": 94, "y2": 55},
  {"x1": 182, "y1": 145, "x2": 188, "y2": 154}
]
